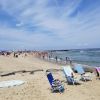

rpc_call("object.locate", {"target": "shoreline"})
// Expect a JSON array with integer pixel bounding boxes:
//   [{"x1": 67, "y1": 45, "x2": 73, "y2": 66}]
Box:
[
  {"x1": 36, "y1": 55, "x2": 95, "y2": 73},
  {"x1": 0, "y1": 51, "x2": 95, "y2": 73}
]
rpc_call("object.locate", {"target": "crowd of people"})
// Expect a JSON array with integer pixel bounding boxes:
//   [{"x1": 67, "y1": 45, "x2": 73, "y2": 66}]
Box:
[{"x1": 0, "y1": 50, "x2": 72, "y2": 65}]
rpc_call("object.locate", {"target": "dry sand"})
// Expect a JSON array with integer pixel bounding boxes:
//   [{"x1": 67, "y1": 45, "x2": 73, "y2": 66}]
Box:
[{"x1": 0, "y1": 55, "x2": 100, "y2": 100}]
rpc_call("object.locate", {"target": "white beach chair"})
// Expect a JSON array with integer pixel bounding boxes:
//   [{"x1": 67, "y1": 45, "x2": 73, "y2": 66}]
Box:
[{"x1": 62, "y1": 66, "x2": 81, "y2": 85}]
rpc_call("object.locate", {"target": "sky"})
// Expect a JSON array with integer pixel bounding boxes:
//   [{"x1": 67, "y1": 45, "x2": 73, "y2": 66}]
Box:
[{"x1": 0, "y1": 0, "x2": 100, "y2": 50}]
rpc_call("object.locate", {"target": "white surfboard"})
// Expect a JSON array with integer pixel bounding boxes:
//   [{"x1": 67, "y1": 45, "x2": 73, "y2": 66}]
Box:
[{"x1": 0, "y1": 80, "x2": 25, "y2": 88}]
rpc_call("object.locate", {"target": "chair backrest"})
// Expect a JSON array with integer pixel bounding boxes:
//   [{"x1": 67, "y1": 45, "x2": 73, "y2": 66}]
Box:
[
  {"x1": 47, "y1": 72, "x2": 54, "y2": 86},
  {"x1": 95, "y1": 67, "x2": 100, "y2": 76},
  {"x1": 74, "y1": 64, "x2": 85, "y2": 75},
  {"x1": 63, "y1": 66, "x2": 73, "y2": 77}
]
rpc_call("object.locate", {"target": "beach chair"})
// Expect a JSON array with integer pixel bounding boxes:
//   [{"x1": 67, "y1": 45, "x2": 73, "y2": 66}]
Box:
[
  {"x1": 74, "y1": 64, "x2": 92, "y2": 81},
  {"x1": 62, "y1": 66, "x2": 80, "y2": 85},
  {"x1": 46, "y1": 72, "x2": 64, "y2": 93},
  {"x1": 95, "y1": 67, "x2": 100, "y2": 79}
]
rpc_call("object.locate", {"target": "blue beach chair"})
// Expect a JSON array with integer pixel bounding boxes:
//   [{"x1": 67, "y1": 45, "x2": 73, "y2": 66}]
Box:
[
  {"x1": 63, "y1": 66, "x2": 80, "y2": 85},
  {"x1": 46, "y1": 72, "x2": 64, "y2": 93},
  {"x1": 74, "y1": 64, "x2": 92, "y2": 81}
]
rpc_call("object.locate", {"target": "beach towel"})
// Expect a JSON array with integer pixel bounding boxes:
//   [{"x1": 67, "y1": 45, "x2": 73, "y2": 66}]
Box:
[
  {"x1": 47, "y1": 72, "x2": 64, "y2": 93},
  {"x1": 62, "y1": 66, "x2": 80, "y2": 85},
  {"x1": 74, "y1": 64, "x2": 92, "y2": 81}
]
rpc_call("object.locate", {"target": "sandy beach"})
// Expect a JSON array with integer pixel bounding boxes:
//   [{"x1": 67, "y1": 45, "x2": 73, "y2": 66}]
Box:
[{"x1": 0, "y1": 54, "x2": 100, "y2": 100}]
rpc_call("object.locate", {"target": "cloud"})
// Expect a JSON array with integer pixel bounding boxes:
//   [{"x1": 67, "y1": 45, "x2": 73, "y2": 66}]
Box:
[{"x1": 0, "y1": 0, "x2": 100, "y2": 50}]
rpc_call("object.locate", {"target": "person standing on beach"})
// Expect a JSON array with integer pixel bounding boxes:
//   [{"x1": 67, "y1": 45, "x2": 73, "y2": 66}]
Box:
[
  {"x1": 43, "y1": 55, "x2": 45, "y2": 59},
  {"x1": 49, "y1": 55, "x2": 50, "y2": 59},
  {"x1": 14, "y1": 52, "x2": 16, "y2": 57},
  {"x1": 55, "y1": 56, "x2": 58, "y2": 62},
  {"x1": 66, "y1": 57, "x2": 72, "y2": 64}
]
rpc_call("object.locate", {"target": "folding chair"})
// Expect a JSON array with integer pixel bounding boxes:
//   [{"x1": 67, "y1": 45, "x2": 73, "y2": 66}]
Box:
[
  {"x1": 63, "y1": 66, "x2": 81, "y2": 85},
  {"x1": 46, "y1": 72, "x2": 64, "y2": 93},
  {"x1": 74, "y1": 64, "x2": 92, "y2": 81}
]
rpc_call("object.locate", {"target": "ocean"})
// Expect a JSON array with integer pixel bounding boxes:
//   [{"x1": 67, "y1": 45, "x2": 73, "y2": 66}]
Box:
[{"x1": 48, "y1": 48, "x2": 100, "y2": 67}]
